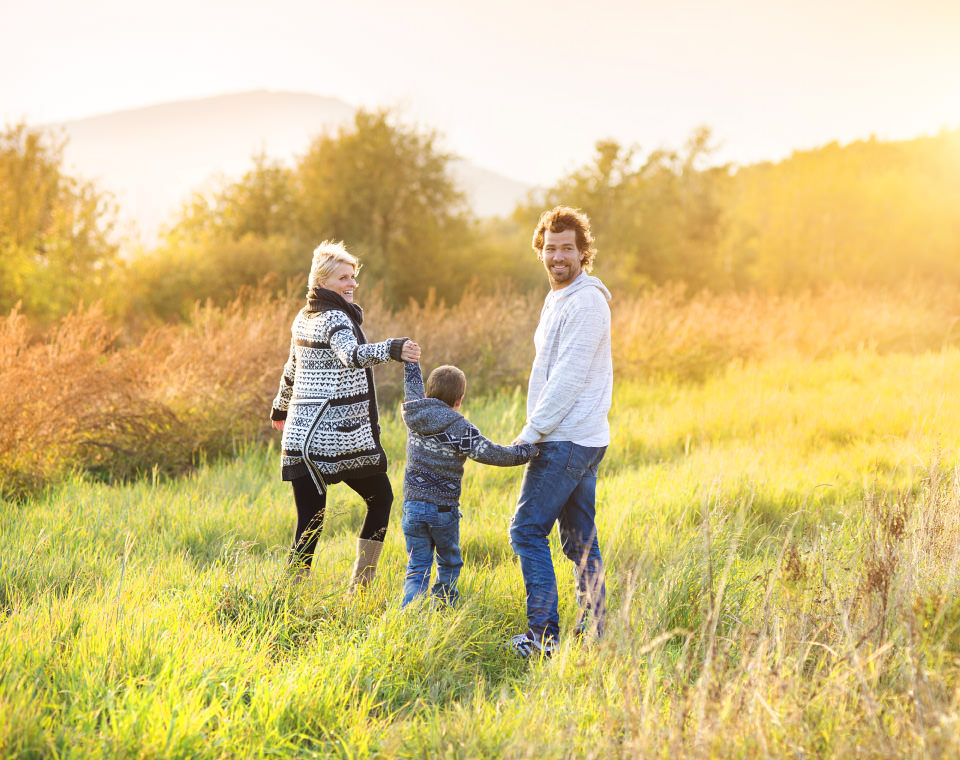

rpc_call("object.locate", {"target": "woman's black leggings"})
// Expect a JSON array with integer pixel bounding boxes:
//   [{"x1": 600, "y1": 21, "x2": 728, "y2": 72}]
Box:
[{"x1": 289, "y1": 473, "x2": 393, "y2": 567}]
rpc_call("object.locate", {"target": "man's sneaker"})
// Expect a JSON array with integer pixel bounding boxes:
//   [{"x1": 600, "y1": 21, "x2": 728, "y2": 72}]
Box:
[{"x1": 506, "y1": 630, "x2": 558, "y2": 659}]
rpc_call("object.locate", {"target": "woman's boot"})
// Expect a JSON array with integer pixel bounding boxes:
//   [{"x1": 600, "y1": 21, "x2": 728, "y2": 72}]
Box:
[{"x1": 349, "y1": 537, "x2": 383, "y2": 590}]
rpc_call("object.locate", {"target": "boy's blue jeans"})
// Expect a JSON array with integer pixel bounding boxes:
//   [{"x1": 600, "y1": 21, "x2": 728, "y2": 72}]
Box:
[
  {"x1": 401, "y1": 500, "x2": 464, "y2": 608},
  {"x1": 509, "y1": 441, "x2": 607, "y2": 642}
]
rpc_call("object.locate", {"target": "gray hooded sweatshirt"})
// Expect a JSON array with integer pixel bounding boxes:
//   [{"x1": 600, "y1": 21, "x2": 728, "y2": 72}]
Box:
[
  {"x1": 401, "y1": 362, "x2": 536, "y2": 508},
  {"x1": 519, "y1": 272, "x2": 612, "y2": 446}
]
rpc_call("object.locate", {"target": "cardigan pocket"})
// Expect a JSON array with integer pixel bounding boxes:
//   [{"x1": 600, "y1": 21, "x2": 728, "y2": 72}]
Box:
[{"x1": 334, "y1": 419, "x2": 364, "y2": 434}]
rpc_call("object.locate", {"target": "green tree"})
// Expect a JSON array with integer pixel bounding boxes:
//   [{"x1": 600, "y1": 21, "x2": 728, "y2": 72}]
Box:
[
  {"x1": 146, "y1": 109, "x2": 473, "y2": 311},
  {"x1": 119, "y1": 153, "x2": 304, "y2": 321},
  {"x1": 0, "y1": 123, "x2": 118, "y2": 320},
  {"x1": 119, "y1": 235, "x2": 297, "y2": 322},
  {"x1": 166, "y1": 151, "x2": 298, "y2": 242},
  {"x1": 726, "y1": 129, "x2": 960, "y2": 291},
  {"x1": 517, "y1": 128, "x2": 732, "y2": 291},
  {"x1": 294, "y1": 109, "x2": 470, "y2": 304}
]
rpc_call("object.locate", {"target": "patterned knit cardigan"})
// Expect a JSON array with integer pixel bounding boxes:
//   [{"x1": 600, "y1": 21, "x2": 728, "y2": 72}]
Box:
[{"x1": 271, "y1": 290, "x2": 406, "y2": 486}]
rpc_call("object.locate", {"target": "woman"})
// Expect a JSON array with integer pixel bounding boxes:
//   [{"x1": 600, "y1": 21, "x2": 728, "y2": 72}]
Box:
[{"x1": 271, "y1": 240, "x2": 420, "y2": 588}]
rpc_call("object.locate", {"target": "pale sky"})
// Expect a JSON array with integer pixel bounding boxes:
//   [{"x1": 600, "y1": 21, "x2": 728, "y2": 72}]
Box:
[{"x1": 2, "y1": 0, "x2": 959, "y2": 185}]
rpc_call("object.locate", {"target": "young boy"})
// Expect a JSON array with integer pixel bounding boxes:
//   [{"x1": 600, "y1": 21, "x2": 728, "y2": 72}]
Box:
[{"x1": 400, "y1": 361, "x2": 537, "y2": 608}]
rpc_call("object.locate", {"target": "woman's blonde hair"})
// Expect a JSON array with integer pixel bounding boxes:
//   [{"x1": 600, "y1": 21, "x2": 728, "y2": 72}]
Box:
[{"x1": 308, "y1": 240, "x2": 360, "y2": 291}]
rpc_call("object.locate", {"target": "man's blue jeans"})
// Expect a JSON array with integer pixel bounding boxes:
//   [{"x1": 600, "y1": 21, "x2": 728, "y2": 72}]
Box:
[
  {"x1": 509, "y1": 441, "x2": 607, "y2": 642},
  {"x1": 400, "y1": 500, "x2": 464, "y2": 608}
]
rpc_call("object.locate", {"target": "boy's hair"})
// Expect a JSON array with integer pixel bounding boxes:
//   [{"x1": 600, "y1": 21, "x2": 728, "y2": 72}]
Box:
[{"x1": 426, "y1": 365, "x2": 466, "y2": 407}]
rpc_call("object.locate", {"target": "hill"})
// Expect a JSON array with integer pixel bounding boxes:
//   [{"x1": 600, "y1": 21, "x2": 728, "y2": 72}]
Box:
[{"x1": 50, "y1": 91, "x2": 532, "y2": 243}]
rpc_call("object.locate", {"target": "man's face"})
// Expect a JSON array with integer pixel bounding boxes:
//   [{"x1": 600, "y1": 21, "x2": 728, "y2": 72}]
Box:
[{"x1": 540, "y1": 228, "x2": 584, "y2": 290}]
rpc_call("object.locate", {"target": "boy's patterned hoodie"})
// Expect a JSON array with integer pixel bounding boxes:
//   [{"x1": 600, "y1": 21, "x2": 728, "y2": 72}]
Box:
[{"x1": 401, "y1": 362, "x2": 536, "y2": 508}]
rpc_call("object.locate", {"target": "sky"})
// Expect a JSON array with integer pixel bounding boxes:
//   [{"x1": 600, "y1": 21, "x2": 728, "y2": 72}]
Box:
[{"x1": 2, "y1": 0, "x2": 959, "y2": 186}]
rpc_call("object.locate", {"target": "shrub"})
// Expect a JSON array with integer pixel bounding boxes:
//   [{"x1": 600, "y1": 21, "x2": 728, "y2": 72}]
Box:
[{"x1": 3, "y1": 282, "x2": 960, "y2": 499}]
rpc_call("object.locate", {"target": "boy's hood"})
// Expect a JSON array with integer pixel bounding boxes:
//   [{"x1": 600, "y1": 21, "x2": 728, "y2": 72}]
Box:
[{"x1": 402, "y1": 398, "x2": 464, "y2": 436}]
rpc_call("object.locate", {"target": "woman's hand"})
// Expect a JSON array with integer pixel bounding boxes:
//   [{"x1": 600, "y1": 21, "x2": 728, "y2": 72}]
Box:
[
  {"x1": 272, "y1": 419, "x2": 285, "y2": 431},
  {"x1": 401, "y1": 340, "x2": 421, "y2": 363}
]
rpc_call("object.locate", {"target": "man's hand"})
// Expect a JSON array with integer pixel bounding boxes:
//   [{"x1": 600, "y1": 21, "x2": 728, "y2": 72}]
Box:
[
  {"x1": 272, "y1": 419, "x2": 284, "y2": 432},
  {"x1": 401, "y1": 340, "x2": 421, "y2": 362}
]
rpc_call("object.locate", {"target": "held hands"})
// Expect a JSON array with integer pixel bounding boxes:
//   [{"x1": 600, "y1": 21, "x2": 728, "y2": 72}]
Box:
[
  {"x1": 401, "y1": 340, "x2": 421, "y2": 363},
  {"x1": 512, "y1": 436, "x2": 539, "y2": 457}
]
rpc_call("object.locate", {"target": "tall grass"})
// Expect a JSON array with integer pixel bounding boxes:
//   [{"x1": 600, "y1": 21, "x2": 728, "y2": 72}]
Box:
[
  {"x1": 3, "y1": 349, "x2": 960, "y2": 757},
  {"x1": 3, "y1": 282, "x2": 959, "y2": 499}
]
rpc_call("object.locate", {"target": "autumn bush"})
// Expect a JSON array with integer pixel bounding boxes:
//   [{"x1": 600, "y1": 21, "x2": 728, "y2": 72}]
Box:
[
  {"x1": 0, "y1": 296, "x2": 294, "y2": 500},
  {"x1": 0, "y1": 305, "x2": 185, "y2": 499},
  {"x1": 613, "y1": 281, "x2": 960, "y2": 381},
  {"x1": 2, "y1": 282, "x2": 959, "y2": 499},
  {"x1": 362, "y1": 286, "x2": 542, "y2": 403}
]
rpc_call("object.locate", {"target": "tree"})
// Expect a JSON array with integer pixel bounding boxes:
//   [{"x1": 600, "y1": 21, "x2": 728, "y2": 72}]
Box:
[
  {"x1": 0, "y1": 123, "x2": 118, "y2": 320},
  {"x1": 515, "y1": 128, "x2": 732, "y2": 292},
  {"x1": 149, "y1": 109, "x2": 473, "y2": 310},
  {"x1": 726, "y1": 129, "x2": 960, "y2": 291},
  {"x1": 165, "y1": 151, "x2": 298, "y2": 243},
  {"x1": 294, "y1": 109, "x2": 470, "y2": 304},
  {"x1": 120, "y1": 153, "x2": 305, "y2": 321}
]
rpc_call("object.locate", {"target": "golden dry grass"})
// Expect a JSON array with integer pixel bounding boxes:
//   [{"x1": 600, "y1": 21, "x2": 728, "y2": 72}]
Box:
[{"x1": 2, "y1": 282, "x2": 959, "y2": 499}]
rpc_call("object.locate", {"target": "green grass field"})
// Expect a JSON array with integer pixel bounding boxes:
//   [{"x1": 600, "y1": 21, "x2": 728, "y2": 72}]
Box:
[{"x1": 4, "y1": 348, "x2": 960, "y2": 758}]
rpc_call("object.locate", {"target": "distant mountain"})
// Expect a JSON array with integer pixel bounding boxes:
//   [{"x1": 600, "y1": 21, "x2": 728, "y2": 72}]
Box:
[{"x1": 49, "y1": 91, "x2": 532, "y2": 244}]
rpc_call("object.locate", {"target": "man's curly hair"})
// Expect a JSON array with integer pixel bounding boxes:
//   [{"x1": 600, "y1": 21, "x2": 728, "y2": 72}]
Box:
[{"x1": 531, "y1": 206, "x2": 597, "y2": 273}]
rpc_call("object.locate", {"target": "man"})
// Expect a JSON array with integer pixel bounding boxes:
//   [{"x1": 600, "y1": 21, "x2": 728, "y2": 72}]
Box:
[{"x1": 507, "y1": 205, "x2": 613, "y2": 658}]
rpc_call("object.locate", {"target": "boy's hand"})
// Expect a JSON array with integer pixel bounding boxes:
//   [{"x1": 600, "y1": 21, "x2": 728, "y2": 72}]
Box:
[
  {"x1": 511, "y1": 436, "x2": 530, "y2": 446},
  {"x1": 401, "y1": 340, "x2": 421, "y2": 362}
]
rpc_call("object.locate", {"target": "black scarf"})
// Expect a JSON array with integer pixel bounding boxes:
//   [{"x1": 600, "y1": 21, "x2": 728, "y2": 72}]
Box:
[{"x1": 306, "y1": 287, "x2": 364, "y2": 326}]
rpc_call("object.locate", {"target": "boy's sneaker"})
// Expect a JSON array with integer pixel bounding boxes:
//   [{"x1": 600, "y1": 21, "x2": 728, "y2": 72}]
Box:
[
  {"x1": 574, "y1": 617, "x2": 604, "y2": 641},
  {"x1": 506, "y1": 630, "x2": 558, "y2": 659},
  {"x1": 429, "y1": 582, "x2": 460, "y2": 609}
]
